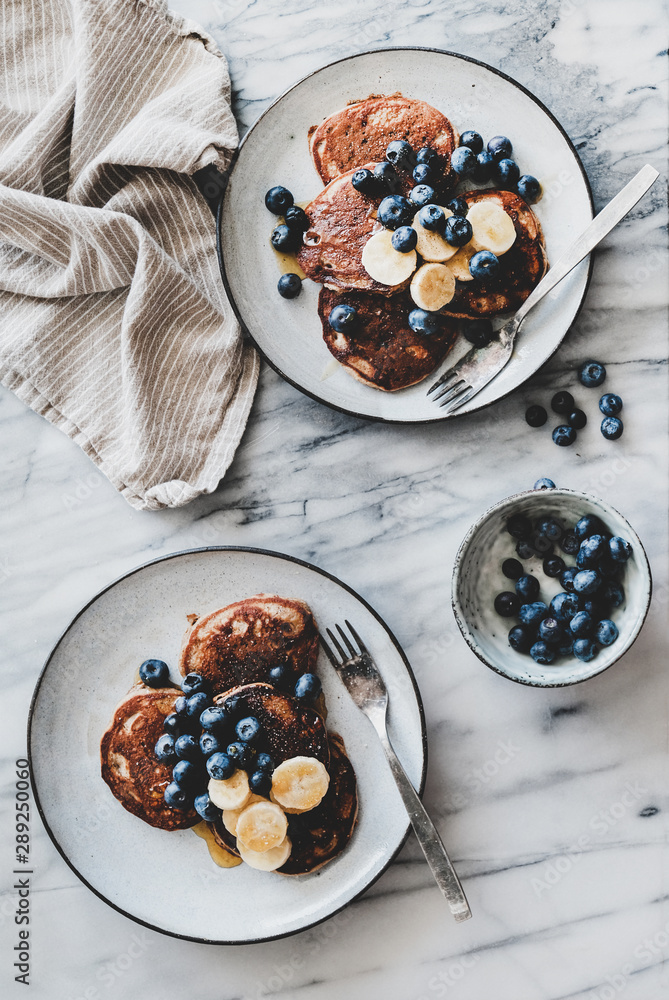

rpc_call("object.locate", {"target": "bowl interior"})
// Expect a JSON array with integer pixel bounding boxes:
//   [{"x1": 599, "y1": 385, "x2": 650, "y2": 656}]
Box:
[{"x1": 453, "y1": 490, "x2": 652, "y2": 686}]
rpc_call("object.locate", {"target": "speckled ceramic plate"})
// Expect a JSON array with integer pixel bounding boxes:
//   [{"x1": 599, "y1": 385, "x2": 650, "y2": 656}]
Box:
[
  {"x1": 29, "y1": 547, "x2": 426, "y2": 944},
  {"x1": 217, "y1": 47, "x2": 593, "y2": 423}
]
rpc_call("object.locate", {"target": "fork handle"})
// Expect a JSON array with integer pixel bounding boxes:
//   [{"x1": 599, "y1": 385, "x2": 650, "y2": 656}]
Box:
[{"x1": 379, "y1": 733, "x2": 472, "y2": 921}]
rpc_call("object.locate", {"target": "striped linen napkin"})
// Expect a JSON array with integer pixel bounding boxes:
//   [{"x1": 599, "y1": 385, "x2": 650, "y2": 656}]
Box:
[{"x1": 0, "y1": 0, "x2": 258, "y2": 510}]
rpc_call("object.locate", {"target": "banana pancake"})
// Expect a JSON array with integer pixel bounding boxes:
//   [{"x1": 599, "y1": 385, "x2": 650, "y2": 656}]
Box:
[
  {"x1": 319, "y1": 287, "x2": 458, "y2": 391},
  {"x1": 309, "y1": 95, "x2": 458, "y2": 184},
  {"x1": 100, "y1": 684, "x2": 198, "y2": 831}
]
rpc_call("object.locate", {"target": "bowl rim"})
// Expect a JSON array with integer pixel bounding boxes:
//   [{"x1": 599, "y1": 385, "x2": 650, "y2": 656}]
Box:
[{"x1": 451, "y1": 487, "x2": 653, "y2": 687}]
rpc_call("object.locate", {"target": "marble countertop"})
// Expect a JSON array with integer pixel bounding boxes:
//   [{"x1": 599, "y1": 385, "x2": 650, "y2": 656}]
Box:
[{"x1": 1, "y1": 1, "x2": 667, "y2": 998}]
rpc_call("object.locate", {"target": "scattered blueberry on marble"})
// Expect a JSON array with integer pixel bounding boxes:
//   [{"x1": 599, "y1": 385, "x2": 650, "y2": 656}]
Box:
[
  {"x1": 533, "y1": 477, "x2": 555, "y2": 489},
  {"x1": 409, "y1": 184, "x2": 436, "y2": 207},
  {"x1": 551, "y1": 391, "x2": 575, "y2": 415},
  {"x1": 567, "y1": 409, "x2": 587, "y2": 429},
  {"x1": 552, "y1": 425, "x2": 577, "y2": 447},
  {"x1": 265, "y1": 186, "x2": 293, "y2": 214},
  {"x1": 469, "y1": 250, "x2": 499, "y2": 280},
  {"x1": 459, "y1": 130, "x2": 484, "y2": 154},
  {"x1": 329, "y1": 304, "x2": 357, "y2": 333},
  {"x1": 139, "y1": 658, "x2": 169, "y2": 687},
  {"x1": 277, "y1": 273, "x2": 302, "y2": 299},
  {"x1": 517, "y1": 174, "x2": 541, "y2": 203},
  {"x1": 462, "y1": 318, "x2": 493, "y2": 348},
  {"x1": 391, "y1": 226, "x2": 418, "y2": 253},
  {"x1": 601, "y1": 416, "x2": 624, "y2": 440},
  {"x1": 526, "y1": 405, "x2": 548, "y2": 427},
  {"x1": 579, "y1": 360, "x2": 606, "y2": 388},
  {"x1": 450, "y1": 146, "x2": 476, "y2": 177},
  {"x1": 599, "y1": 393, "x2": 622, "y2": 416}
]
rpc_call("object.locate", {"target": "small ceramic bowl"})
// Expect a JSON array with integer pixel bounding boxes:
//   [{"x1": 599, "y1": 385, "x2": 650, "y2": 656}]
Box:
[{"x1": 452, "y1": 487, "x2": 652, "y2": 687}]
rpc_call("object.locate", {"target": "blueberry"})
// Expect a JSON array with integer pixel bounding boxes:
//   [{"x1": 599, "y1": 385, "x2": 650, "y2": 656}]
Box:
[
  {"x1": 255, "y1": 753, "x2": 275, "y2": 773},
  {"x1": 578, "y1": 534, "x2": 608, "y2": 566},
  {"x1": 573, "y1": 638, "x2": 598, "y2": 662},
  {"x1": 525, "y1": 405, "x2": 548, "y2": 427},
  {"x1": 598, "y1": 554, "x2": 623, "y2": 580},
  {"x1": 174, "y1": 734, "x2": 202, "y2": 762},
  {"x1": 573, "y1": 570, "x2": 602, "y2": 595},
  {"x1": 164, "y1": 782, "x2": 190, "y2": 810},
  {"x1": 416, "y1": 147, "x2": 438, "y2": 166},
  {"x1": 409, "y1": 184, "x2": 436, "y2": 207},
  {"x1": 182, "y1": 673, "x2": 211, "y2": 696},
  {"x1": 495, "y1": 591, "x2": 520, "y2": 617},
  {"x1": 270, "y1": 224, "x2": 300, "y2": 253},
  {"x1": 508, "y1": 625, "x2": 533, "y2": 652},
  {"x1": 194, "y1": 792, "x2": 221, "y2": 822},
  {"x1": 502, "y1": 558, "x2": 524, "y2": 580},
  {"x1": 552, "y1": 425, "x2": 576, "y2": 447},
  {"x1": 199, "y1": 732, "x2": 223, "y2": 758},
  {"x1": 284, "y1": 206, "x2": 309, "y2": 233},
  {"x1": 418, "y1": 204, "x2": 446, "y2": 232},
  {"x1": 226, "y1": 741, "x2": 255, "y2": 768},
  {"x1": 516, "y1": 540, "x2": 536, "y2": 560},
  {"x1": 154, "y1": 734, "x2": 177, "y2": 763},
  {"x1": 444, "y1": 216, "x2": 473, "y2": 247},
  {"x1": 174, "y1": 696, "x2": 188, "y2": 716},
  {"x1": 236, "y1": 716, "x2": 262, "y2": 744},
  {"x1": 534, "y1": 478, "x2": 556, "y2": 490},
  {"x1": 487, "y1": 135, "x2": 513, "y2": 161},
  {"x1": 265, "y1": 186, "x2": 293, "y2": 214},
  {"x1": 558, "y1": 638, "x2": 575, "y2": 658},
  {"x1": 599, "y1": 393, "x2": 622, "y2": 416},
  {"x1": 329, "y1": 304, "x2": 357, "y2": 333},
  {"x1": 538, "y1": 618, "x2": 565, "y2": 645},
  {"x1": 269, "y1": 663, "x2": 290, "y2": 688},
  {"x1": 536, "y1": 517, "x2": 563, "y2": 542},
  {"x1": 471, "y1": 150, "x2": 495, "y2": 182},
  {"x1": 277, "y1": 273, "x2": 302, "y2": 299},
  {"x1": 560, "y1": 532, "x2": 580, "y2": 555},
  {"x1": 206, "y1": 751, "x2": 235, "y2": 780},
  {"x1": 575, "y1": 514, "x2": 606, "y2": 541},
  {"x1": 578, "y1": 360, "x2": 606, "y2": 388},
  {"x1": 200, "y1": 706, "x2": 228, "y2": 733},
  {"x1": 173, "y1": 759, "x2": 202, "y2": 789},
  {"x1": 413, "y1": 163, "x2": 437, "y2": 186},
  {"x1": 568, "y1": 409, "x2": 587, "y2": 429},
  {"x1": 551, "y1": 390, "x2": 575, "y2": 415},
  {"x1": 609, "y1": 536, "x2": 632, "y2": 562},
  {"x1": 446, "y1": 196, "x2": 469, "y2": 217},
  {"x1": 544, "y1": 555, "x2": 566, "y2": 577},
  {"x1": 378, "y1": 195, "x2": 414, "y2": 230},
  {"x1": 295, "y1": 672, "x2": 322, "y2": 701},
  {"x1": 184, "y1": 691, "x2": 210, "y2": 722},
  {"x1": 139, "y1": 658, "x2": 169, "y2": 687},
  {"x1": 450, "y1": 146, "x2": 476, "y2": 177},
  {"x1": 351, "y1": 168, "x2": 379, "y2": 197},
  {"x1": 530, "y1": 641, "x2": 555, "y2": 665},
  {"x1": 507, "y1": 513, "x2": 531, "y2": 539},
  {"x1": 550, "y1": 592, "x2": 579, "y2": 623},
  {"x1": 569, "y1": 611, "x2": 594, "y2": 637},
  {"x1": 386, "y1": 139, "x2": 416, "y2": 170},
  {"x1": 595, "y1": 619, "x2": 619, "y2": 646},
  {"x1": 163, "y1": 713, "x2": 190, "y2": 738},
  {"x1": 518, "y1": 602, "x2": 548, "y2": 626},
  {"x1": 462, "y1": 319, "x2": 493, "y2": 348},
  {"x1": 459, "y1": 130, "x2": 484, "y2": 154},
  {"x1": 221, "y1": 693, "x2": 244, "y2": 717},
  {"x1": 249, "y1": 770, "x2": 272, "y2": 797},
  {"x1": 601, "y1": 416, "x2": 623, "y2": 440},
  {"x1": 517, "y1": 174, "x2": 541, "y2": 203},
  {"x1": 408, "y1": 308, "x2": 442, "y2": 336},
  {"x1": 601, "y1": 581, "x2": 624, "y2": 607},
  {"x1": 495, "y1": 158, "x2": 520, "y2": 188},
  {"x1": 373, "y1": 161, "x2": 402, "y2": 194},
  {"x1": 469, "y1": 251, "x2": 500, "y2": 280},
  {"x1": 516, "y1": 575, "x2": 540, "y2": 601},
  {"x1": 391, "y1": 226, "x2": 418, "y2": 253},
  {"x1": 532, "y1": 533, "x2": 553, "y2": 555}
]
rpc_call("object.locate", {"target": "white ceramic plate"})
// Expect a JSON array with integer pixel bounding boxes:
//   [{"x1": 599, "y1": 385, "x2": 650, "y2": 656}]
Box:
[
  {"x1": 218, "y1": 47, "x2": 593, "y2": 423},
  {"x1": 29, "y1": 547, "x2": 426, "y2": 943}
]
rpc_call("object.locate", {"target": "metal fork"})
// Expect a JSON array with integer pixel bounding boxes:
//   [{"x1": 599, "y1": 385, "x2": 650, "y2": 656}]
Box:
[
  {"x1": 320, "y1": 620, "x2": 472, "y2": 922},
  {"x1": 427, "y1": 163, "x2": 659, "y2": 413}
]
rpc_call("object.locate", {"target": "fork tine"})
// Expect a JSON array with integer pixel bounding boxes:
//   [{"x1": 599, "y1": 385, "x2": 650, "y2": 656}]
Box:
[
  {"x1": 430, "y1": 373, "x2": 461, "y2": 401},
  {"x1": 426, "y1": 368, "x2": 457, "y2": 396},
  {"x1": 319, "y1": 630, "x2": 339, "y2": 667},
  {"x1": 326, "y1": 627, "x2": 348, "y2": 662},
  {"x1": 344, "y1": 620, "x2": 369, "y2": 656},
  {"x1": 440, "y1": 385, "x2": 476, "y2": 412},
  {"x1": 336, "y1": 623, "x2": 357, "y2": 657},
  {"x1": 434, "y1": 379, "x2": 470, "y2": 406}
]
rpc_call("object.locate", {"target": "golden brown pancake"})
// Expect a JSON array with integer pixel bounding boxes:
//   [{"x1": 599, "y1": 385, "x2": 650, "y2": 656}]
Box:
[
  {"x1": 100, "y1": 684, "x2": 198, "y2": 831},
  {"x1": 309, "y1": 95, "x2": 458, "y2": 184},
  {"x1": 319, "y1": 287, "x2": 458, "y2": 391}
]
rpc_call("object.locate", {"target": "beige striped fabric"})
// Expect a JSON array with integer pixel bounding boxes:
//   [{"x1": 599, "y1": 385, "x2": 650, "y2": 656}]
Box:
[{"x1": 0, "y1": 0, "x2": 258, "y2": 510}]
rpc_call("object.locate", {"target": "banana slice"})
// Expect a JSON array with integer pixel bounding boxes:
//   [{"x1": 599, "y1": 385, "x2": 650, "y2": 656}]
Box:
[
  {"x1": 412, "y1": 209, "x2": 458, "y2": 262},
  {"x1": 238, "y1": 835, "x2": 292, "y2": 872},
  {"x1": 222, "y1": 794, "x2": 264, "y2": 837},
  {"x1": 446, "y1": 244, "x2": 476, "y2": 282},
  {"x1": 270, "y1": 756, "x2": 330, "y2": 814},
  {"x1": 361, "y1": 229, "x2": 417, "y2": 286},
  {"x1": 410, "y1": 263, "x2": 456, "y2": 311},
  {"x1": 467, "y1": 201, "x2": 516, "y2": 255},
  {"x1": 235, "y1": 801, "x2": 288, "y2": 853},
  {"x1": 208, "y1": 769, "x2": 251, "y2": 811}
]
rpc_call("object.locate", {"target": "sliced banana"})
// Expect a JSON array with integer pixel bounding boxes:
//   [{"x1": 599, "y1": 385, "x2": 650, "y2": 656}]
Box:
[
  {"x1": 446, "y1": 244, "x2": 477, "y2": 282},
  {"x1": 208, "y1": 769, "x2": 251, "y2": 811},
  {"x1": 238, "y1": 835, "x2": 292, "y2": 872},
  {"x1": 467, "y1": 201, "x2": 516, "y2": 255},
  {"x1": 270, "y1": 756, "x2": 330, "y2": 814},
  {"x1": 412, "y1": 209, "x2": 458, "y2": 263},
  {"x1": 410, "y1": 263, "x2": 456, "y2": 311},
  {"x1": 235, "y1": 801, "x2": 288, "y2": 853},
  {"x1": 361, "y1": 229, "x2": 417, "y2": 286},
  {"x1": 222, "y1": 794, "x2": 264, "y2": 837}
]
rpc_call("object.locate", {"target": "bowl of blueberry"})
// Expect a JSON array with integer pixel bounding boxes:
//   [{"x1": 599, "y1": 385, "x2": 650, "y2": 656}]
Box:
[{"x1": 451, "y1": 482, "x2": 652, "y2": 686}]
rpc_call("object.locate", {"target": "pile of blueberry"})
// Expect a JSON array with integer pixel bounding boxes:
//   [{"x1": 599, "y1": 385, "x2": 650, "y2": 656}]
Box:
[
  {"x1": 526, "y1": 360, "x2": 624, "y2": 444},
  {"x1": 494, "y1": 510, "x2": 632, "y2": 664},
  {"x1": 265, "y1": 185, "x2": 308, "y2": 300},
  {"x1": 140, "y1": 661, "x2": 322, "y2": 820},
  {"x1": 451, "y1": 131, "x2": 540, "y2": 204}
]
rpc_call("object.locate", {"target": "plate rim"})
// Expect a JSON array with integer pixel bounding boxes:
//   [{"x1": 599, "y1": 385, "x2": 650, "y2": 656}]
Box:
[
  {"x1": 28, "y1": 544, "x2": 428, "y2": 946},
  {"x1": 216, "y1": 44, "x2": 595, "y2": 425}
]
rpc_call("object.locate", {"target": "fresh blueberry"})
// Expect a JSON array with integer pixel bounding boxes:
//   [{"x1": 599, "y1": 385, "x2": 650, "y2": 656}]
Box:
[
  {"x1": 530, "y1": 641, "x2": 555, "y2": 665},
  {"x1": 182, "y1": 673, "x2": 211, "y2": 697},
  {"x1": 199, "y1": 732, "x2": 223, "y2": 758},
  {"x1": 538, "y1": 618, "x2": 565, "y2": 645},
  {"x1": 386, "y1": 139, "x2": 416, "y2": 170},
  {"x1": 495, "y1": 591, "x2": 521, "y2": 617},
  {"x1": 268, "y1": 663, "x2": 290, "y2": 688},
  {"x1": 174, "y1": 734, "x2": 202, "y2": 763},
  {"x1": 534, "y1": 478, "x2": 556, "y2": 491},
  {"x1": 507, "y1": 513, "x2": 532, "y2": 539},
  {"x1": 248, "y1": 770, "x2": 272, "y2": 797},
  {"x1": 568, "y1": 409, "x2": 587, "y2": 429},
  {"x1": 601, "y1": 416, "x2": 624, "y2": 440},
  {"x1": 277, "y1": 273, "x2": 302, "y2": 299},
  {"x1": 560, "y1": 532, "x2": 580, "y2": 555},
  {"x1": 373, "y1": 161, "x2": 402, "y2": 194},
  {"x1": 609, "y1": 536, "x2": 632, "y2": 562},
  {"x1": 471, "y1": 150, "x2": 495, "y2": 182},
  {"x1": 194, "y1": 792, "x2": 220, "y2": 822},
  {"x1": 573, "y1": 638, "x2": 598, "y2": 662},
  {"x1": 329, "y1": 304, "x2": 357, "y2": 333},
  {"x1": 416, "y1": 146, "x2": 439, "y2": 166},
  {"x1": 569, "y1": 611, "x2": 594, "y2": 637},
  {"x1": 552, "y1": 425, "x2": 576, "y2": 447},
  {"x1": 172, "y1": 759, "x2": 202, "y2": 788},
  {"x1": 495, "y1": 158, "x2": 520, "y2": 188},
  {"x1": 517, "y1": 174, "x2": 541, "y2": 203},
  {"x1": 518, "y1": 602, "x2": 548, "y2": 626},
  {"x1": 236, "y1": 716, "x2": 262, "y2": 744},
  {"x1": 579, "y1": 597, "x2": 607, "y2": 618},
  {"x1": 502, "y1": 558, "x2": 524, "y2": 580},
  {"x1": 575, "y1": 514, "x2": 607, "y2": 541},
  {"x1": 295, "y1": 672, "x2": 322, "y2": 701},
  {"x1": 462, "y1": 319, "x2": 493, "y2": 347},
  {"x1": 221, "y1": 693, "x2": 244, "y2": 717},
  {"x1": 164, "y1": 782, "x2": 190, "y2": 810},
  {"x1": 409, "y1": 184, "x2": 436, "y2": 207},
  {"x1": 544, "y1": 555, "x2": 566, "y2": 578},
  {"x1": 413, "y1": 163, "x2": 437, "y2": 186},
  {"x1": 573, "y1": 570, "x2": 602, "y2": 595},
  {"x1": 163, "y1": 713, "x2": 190, "y2": 738},
  {"x1": 601, "y1": 581, "x2": 625, "y2": 607},
  {"x1": 532, "y1": 533, "x2": 554, "y2": 555},
  {"x1": 378, "y1": 195, "x2": 414, "y2": 230},
  {"x1": 450, "y1": 146, "x2": 476, "y2": 177},
  {"x1": 469, "y1": 251, "x2": 500, "y2": 280},
  {"x1": 487, "y1": 135, "x2": 513, "y2": 161},
  {"x1": 206, "y1": 751, "x2": 235, "y2": 781},
  {"x1": 578, "y1": 534, "x2": 608, "y2": 566},
  {"x1": 536, "y1": 517, "x2": 563, "y2": 542},
  {"x1": 599, "y1": 393, "x2": 622, "y2": 416},
  {"x1": 226, "y1": 741, "x2": 255, "y2": 769},
  {"x1": 351, "y1": 168, "x2": 379, "y2": 197},
  {"x1": 184, "y1": 692, "x2": 210, "y2": 722},
  {"x1": 408, "y1": 309, "x2": 442, "y2": 336},
  {"x1": 508, "y1": 625, "x2": 533, "y2": 652},
  {"x1": 525, "y1": 405, "x2": 548, "y2": 427},
  {"x1": 444, "y1": 216, "x2": 473, "y2": 247},
  {"x1": 551, "y1": 390, "x2": 575, "y2": 415},
  {"x1": 284, "y1": 206, "x2": 309, "y2": 233},
  {"x1": 139, "y1": 658, "x2": 169, "y2": 687},
  {"x1": 598, "y1": 554, "x2": 623, "y2": 580},
  {"x1": 174, "y1": 695, "x2": 188, "y2": 716},
  {"x1": 516, "y1": 540, "x2": 535, "y2": 560},
  {"x1": 516, "y1": 575, "x2": 540, "y2": 601},
  {"x1": 265, "y1": 186, "x2": 293, "y2": 214},
  {"x1": 391, "y1": 226, "x2": 418, "y2": 253},
  {"x1": 418, "y1": 204, "x2": 446, "y2": 232},
  {"x1": 446, "y1": 196, "x2": 469, "y2": 217},
  {"x1": 558, "y1": 638, "x2": 575, "y2": 658},
  {"x1": 595, "y1": 619, "x2": 619, "y2": 646},
  {"x1": 200, "y1": 706, "x2": 228, "y2": 733},
  {"x1": 459, "y1": 130, "x2": 484, "y2": 154},
  {"x1": 255, "y1": 753, "x2": 275, "y2": 773},
  {"x1": 579, "y1": 360, "x2": 607, "y2": 388},
  {"x1": 154, "y1": 734, "x2": 177, "y2": 763},
  {"x1": 550, "y1": 591, "x2": 579, "y2": 623},
  {"x1": 270, "y1": 224, "x2": 300, "y2": 253}
]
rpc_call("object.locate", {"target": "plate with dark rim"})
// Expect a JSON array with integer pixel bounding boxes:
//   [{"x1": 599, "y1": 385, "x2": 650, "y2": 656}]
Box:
[
  {"x1": 29, "y1": 546, "x2": 426, "y2": 944},
  {"x1": 217, "y1": 47, "x2": 593, "y2": 424}
]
